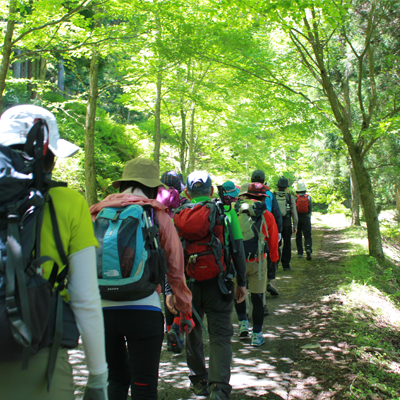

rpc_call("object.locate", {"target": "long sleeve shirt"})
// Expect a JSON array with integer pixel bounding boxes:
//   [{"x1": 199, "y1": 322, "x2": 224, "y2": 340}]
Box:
[{"x1": 289, "y1": 194, "x2": 299, "y2": 229}]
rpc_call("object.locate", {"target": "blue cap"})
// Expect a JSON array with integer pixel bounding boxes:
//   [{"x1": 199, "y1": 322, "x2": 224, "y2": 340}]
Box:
[
  {"x1": 222, "y1": 181, "x2": 240, "y2": 198},
  {"x1": 186, "y1": 171, "x2": 212, "y2": 191}
]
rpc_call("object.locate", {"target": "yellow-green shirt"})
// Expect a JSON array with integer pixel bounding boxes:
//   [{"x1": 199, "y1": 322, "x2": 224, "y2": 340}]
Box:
[{"x1": 40, "y1": 186, "x2": 98, "y2": 298}]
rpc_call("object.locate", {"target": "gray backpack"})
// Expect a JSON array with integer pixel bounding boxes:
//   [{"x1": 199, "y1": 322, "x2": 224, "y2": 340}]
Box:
[{"x1": 275, "y1": 192, "x2": 291, "y2": 217}]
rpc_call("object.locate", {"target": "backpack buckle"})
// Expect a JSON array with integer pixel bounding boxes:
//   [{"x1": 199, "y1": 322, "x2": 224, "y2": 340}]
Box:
[
  {"x1": 189, "y1": 254, "x2": 198, "y2": 264},
  {"x1": 5, "y1": 296, "x2": 18, "y2": 316},
  {"x1": 7, "y1": 213, "x2": 19, "y2": 222}
]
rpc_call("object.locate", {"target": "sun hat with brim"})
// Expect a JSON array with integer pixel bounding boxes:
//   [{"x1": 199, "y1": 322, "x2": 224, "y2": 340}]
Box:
[
  {"x1": 222, "y1": 181, "x2": 240, "y2": 197},
  {"x1": 112, "y1": 158, "x2": 168, "y2": 189},
  {"x1": 238, "y1": 183, "x2": 250, "y2": 197},
  {"x1": 277, "y1": 177, "x2": 289, "y2": 188},
  {"x1": 296, "y1": 182, "x2": 307, "y2": 192},
  {"x1": 245, "y1": 182, "x2": 267, "y2": 197},
  {"x1": 0, "y1": 104, "x2": 80, "y2": 158}
]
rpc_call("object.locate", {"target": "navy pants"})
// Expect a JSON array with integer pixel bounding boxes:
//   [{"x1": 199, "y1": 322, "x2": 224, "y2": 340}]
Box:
[{"x1": 296, "y1": 214, "x2": 312, "y2": 255}]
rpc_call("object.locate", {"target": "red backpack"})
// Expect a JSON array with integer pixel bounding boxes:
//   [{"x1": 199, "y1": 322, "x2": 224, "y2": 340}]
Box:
[
  {"x1": 296, "y1": 194, "x2": 310, "y2": 214},
  {"x1": 174, "y1": 201, "x2": 227, "y2": 281}
]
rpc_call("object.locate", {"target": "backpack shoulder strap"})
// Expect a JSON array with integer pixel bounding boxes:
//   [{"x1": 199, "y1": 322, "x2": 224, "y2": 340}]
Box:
[{"x1": 46, "y1": 194, "x2": 71, "y2": 390}]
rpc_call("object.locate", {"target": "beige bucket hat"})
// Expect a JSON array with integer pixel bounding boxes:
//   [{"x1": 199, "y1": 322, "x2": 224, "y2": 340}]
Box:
[
  {"x1": 238, "y1": 183, "x2": 250, "y2": 197},
  {"x1": 112, "y1": 158, "x2": 168, "y2": 189}
]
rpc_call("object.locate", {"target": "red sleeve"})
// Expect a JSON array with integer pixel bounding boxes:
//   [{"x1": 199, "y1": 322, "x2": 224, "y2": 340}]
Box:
[
  {"x1": 156, "y1": 210, "x2": 192, "y2": 314},
  {"x1": 262, "y1": 210, "x2": 279, "y2": 263}
]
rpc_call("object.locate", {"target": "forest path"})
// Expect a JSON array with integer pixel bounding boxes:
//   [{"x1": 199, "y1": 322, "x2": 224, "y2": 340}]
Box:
[
  {"x1": 72, "y1": 221, "x2": 396, "y2": 400},
  {"x1": 157, "y1": 223, "x2": 350, "y2": 400}
]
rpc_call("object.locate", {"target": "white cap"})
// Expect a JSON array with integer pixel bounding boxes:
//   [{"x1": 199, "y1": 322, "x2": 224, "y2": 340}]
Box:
[
  {"x1": 0, "y1": 105, "x2": 80, "y2": 158},
  {"x1": 296, "y1": 182, "x2": 307, "y2": 192}
]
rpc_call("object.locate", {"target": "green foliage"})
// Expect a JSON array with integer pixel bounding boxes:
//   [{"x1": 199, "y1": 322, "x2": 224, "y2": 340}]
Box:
[
  {"x1": 48, "y1": 100, "x2": 141, "y2": 198},
  {"x1": 3, "y1": 79, "x2": 31, "y2": 108}
]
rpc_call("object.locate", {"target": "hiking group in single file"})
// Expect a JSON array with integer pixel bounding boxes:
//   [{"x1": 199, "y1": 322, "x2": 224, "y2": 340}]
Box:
[{"x1": 0, "y1": 105, "x2": 313, "y2": 400}]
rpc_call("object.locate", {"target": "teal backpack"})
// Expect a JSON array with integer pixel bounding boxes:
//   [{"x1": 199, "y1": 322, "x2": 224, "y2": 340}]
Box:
[{"x1": 94, "y1": 204, "x2": 167, "y2": 301}]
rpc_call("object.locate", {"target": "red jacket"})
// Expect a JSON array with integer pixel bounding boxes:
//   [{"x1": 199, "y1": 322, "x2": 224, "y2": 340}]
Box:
[
  {"x1": 90, "y1": 193, "x2": 192, "y2": 315},
  {"x1": 261, "y1": 210, "x2": 279, "y2": 263}
]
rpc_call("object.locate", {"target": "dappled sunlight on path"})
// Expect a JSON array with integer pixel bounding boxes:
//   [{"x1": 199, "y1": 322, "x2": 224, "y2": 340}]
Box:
[{"x1": 70, "y1": 223, "x2": 400, "y2": 399}]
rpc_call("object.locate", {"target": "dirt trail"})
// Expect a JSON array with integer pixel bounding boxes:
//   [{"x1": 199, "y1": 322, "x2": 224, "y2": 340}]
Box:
[
  {"x1": 156, "y1": 225, "x2": 341, "y2": 400},
  {"x1": 71, "y1": 224, "x2": 352, "y2": 399}
]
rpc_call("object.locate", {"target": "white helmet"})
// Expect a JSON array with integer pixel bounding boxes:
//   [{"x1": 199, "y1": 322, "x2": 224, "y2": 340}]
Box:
[
  {"x1": 0, "y1": 105, "x2": 79, "y2": 158},
  {"x1": 296, "y1": 182, "x2": 307, "y2": 192}
]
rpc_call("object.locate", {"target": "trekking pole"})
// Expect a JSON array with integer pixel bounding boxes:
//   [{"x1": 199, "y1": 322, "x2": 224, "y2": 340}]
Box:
[{"x1": 142, "y1": 211, "x2": 158, "y2": 249}]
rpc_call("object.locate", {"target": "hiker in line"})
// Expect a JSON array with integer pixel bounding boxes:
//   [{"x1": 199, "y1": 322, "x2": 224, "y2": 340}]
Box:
[
  {"x1": 222, "y1": 180, "x2": 240, "y2": 205},
  {"x1": 274, "y1": 177, "x2": 298, "y2": 271},
  {"x1": 158, "y1": 170, "x2": 188, "y2": 353},
  {"x1": 161, "y1": 170, "x2": 189, "y2": 207},
  {"x1": 295, "y1": 182, "x2": 313, "y2": 260},
  {"x1": 174, "y1": 171, "x2": 247, "y2": 400},
  {"x1": 250, "y1": 170, "x2": 282, "y2": 303},
  {"x1": 90, "y1": 158, "x2": 194, "y2": 400},
  {"x1": 0, "y1": 105, "x2": 108, "y2": 400},
  {"x1": 234, "y1": 183, "x2": 279, "y2": 346}
]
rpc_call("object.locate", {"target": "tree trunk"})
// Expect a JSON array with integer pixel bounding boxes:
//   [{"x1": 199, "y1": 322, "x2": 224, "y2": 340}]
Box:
[
  {"x1": 179, "y1": 106, "x2": 186, "y2": 176},
  {"x1": 303, "y1": 12, "x2": 384, "y2": 260},
  {"x1": 27, "y1": 60, "x2": 35, "y2": 99},
  {"x1": 188, "y1": 104, "x2": 196, "y2": 172},
  {"x1": 39, "y1": 57, "x2": 47, "y2": 81},
  {"x1": 346, "y1": 140, "x2": 383, "y2": 259},
  {"x1": 84, "y1": 49, "x2": 99, "y2": 206},
  {"x1": 153, "y1": 68, "x2": 162, "y2": 165},
  {"x1": 396, "y1": 181, "x2": 400, "y2": 245},
  {"x1": 350, "y1": 162, "x2": 361, "y2": 226},
  {"x1": 12, "y1": 49, "x2": 21, "y2": 78},
  {"x1": 58, "y1": 59, "x2": 65, "y2": 95},
  {"x1": 0, "y1": 0, "x2": 16, "y2": 112}
]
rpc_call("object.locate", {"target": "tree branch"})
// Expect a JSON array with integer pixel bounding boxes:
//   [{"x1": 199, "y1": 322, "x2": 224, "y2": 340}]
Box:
[
  {"x1": 289, "y1": 30, "x2": 322, "y2": 82},
  {"x1": 11, "y1": 0, "x2": 106, "y2": 45},
  {"x1": 366, "y1": 163, "x2": 398, "y2": 171},
  {"x1": 361, "y1": 136, "x2": 379, "y2": 158}
]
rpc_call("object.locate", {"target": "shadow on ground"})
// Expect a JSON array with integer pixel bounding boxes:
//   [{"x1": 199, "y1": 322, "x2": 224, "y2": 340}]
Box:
[{"x1": 71, "y1": 224, "x2": 400, "y2": 399}]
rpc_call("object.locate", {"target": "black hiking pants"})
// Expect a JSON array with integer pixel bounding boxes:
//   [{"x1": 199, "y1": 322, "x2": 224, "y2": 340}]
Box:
[
  {"x1": 278, "y1": 224, "x2": 293, "y2": 269},
  {"x1": 186, "y1": 279, "x2": 234, "y2": 399},
  {"x1": 267, "y1": 253, "x2": 278, "y2": 280},
  {"x1": 296, "y1": 214, "x2": 312, "y2": 255},
  {"x1": 103, "y1": 309, "x2": 164, "y2": 400}
]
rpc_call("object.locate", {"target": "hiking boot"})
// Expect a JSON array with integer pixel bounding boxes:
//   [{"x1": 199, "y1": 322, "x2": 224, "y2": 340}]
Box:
[
  {"x1": 267, "y1": 279, "x2": 279, "y2": 296},
  {"x1": 238, "y1": 320, "x2": 249, "y2": 338},
  {"x1": 167, "y1": 323, "x2": 184, "y2": 354},
  {"x1": 190, "y1": 379, "x2": 209, "y2": 396},
  {"x1": 166, "y1": 334, "x2": 172, "y2": 351},
  {"x1": 263, "y1": 305, "x2": 269, "y2": 316},
  {"x1": 298, "y1": 254, "x2": 303, "y2": 258},
  {"x1": 251, "y1": 331, "x2": 265, "y2": 347},
  {"x1": 306, "y1": 250, "x2": 312, "y2": 260},
  {"x1": 283, "y1": 266, "x2": 291, "y2": 271},
  {"x1": 209, "y1": 388, "x2": 228, "y2": 400}
]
